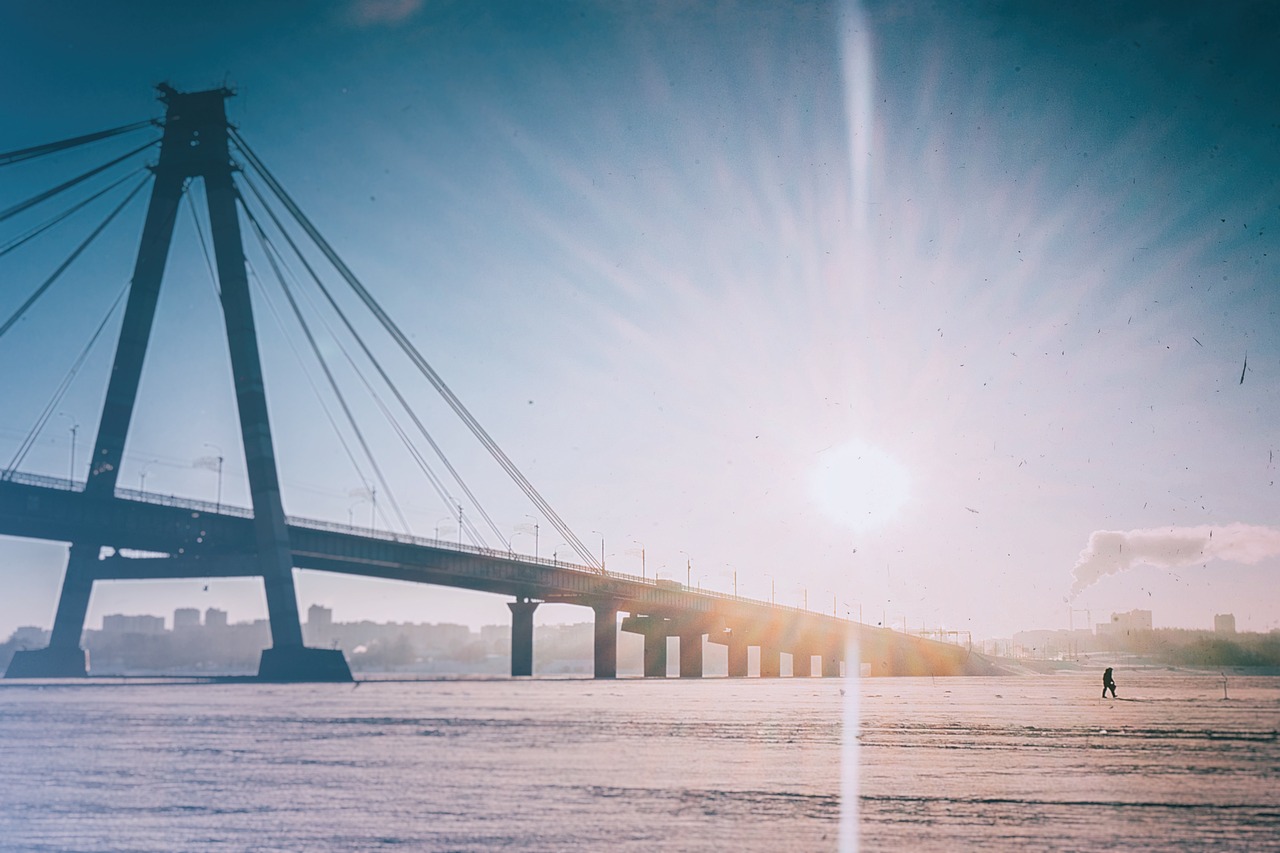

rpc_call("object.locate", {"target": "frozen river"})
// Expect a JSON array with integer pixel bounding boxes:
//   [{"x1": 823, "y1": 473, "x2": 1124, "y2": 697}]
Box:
[{"x1": 0, "y1": 672, "x2": 1276, "y2": 851}]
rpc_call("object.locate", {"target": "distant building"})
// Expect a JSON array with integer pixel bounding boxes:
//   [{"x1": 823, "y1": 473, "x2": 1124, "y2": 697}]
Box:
[
  {"x1": 205, "y1": 607, "x2": 228, "y2": 629},
  {"x1": 173, "y1": 608, "x2": 201, "y2": 630},
  {"x1": 102, "y1": 614, "x2": 166, "y2": 635},
  {"x1": 1214, "y1": 613, "x2": 1237, "y2": 634},
  {"x1": 480, "y1": 624, "x2": 510, "y2": 654},
  {"x1": 9, "y1": 626, "x2": 49, "y2": 647},
  {"x1": 307, "y1": 604, "x2": 333, "y2": 628},
  {"x1": 1097, "y1": 609, "x2": 1153, "y2": 636}
]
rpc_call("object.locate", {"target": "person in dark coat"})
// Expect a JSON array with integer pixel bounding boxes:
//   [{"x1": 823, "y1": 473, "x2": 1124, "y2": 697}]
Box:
[{"x1": 1102, "y1": 667, "x2": 1117, "y2": 699}]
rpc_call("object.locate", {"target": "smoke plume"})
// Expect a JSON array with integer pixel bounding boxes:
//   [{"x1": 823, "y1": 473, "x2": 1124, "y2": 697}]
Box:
[{"x1": 1070, "y1": 523, "x2": 1280, "y2": 594}]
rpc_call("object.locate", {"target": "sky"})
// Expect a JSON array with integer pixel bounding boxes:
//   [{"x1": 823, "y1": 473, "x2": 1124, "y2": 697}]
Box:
[{"x1": 0, "y1": 0, "x2": 1277, "y2": 643}]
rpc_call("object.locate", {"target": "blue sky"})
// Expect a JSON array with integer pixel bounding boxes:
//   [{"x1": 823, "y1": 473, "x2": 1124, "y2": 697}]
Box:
[{"x1": 1, "y1": 0, "x2": 1277, "y2": 641}]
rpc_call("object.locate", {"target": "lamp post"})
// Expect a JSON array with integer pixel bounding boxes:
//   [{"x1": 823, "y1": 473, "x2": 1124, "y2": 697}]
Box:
[
  {"x1": 139, "y1": 460, "x2": 156, "y2": 493},
  {"x1": 632, "y1": 540, "x2": 646, "y2": 580},
  {"x1": 679, "y1": 550, "x2": 691, "y2": 588},
  {"x1": 57, "y1": 413, "x2": 78, "y2": 484},
  {"x1": 203, "y1": 442, "x2": 223, "y2": 511},
  {"x1": 764, "y1": 572, "x2": 775, "y2": 606},
  {"x1": 592, "y1": 530, "x2": 606, "y2": 572},
  {"x1": 524, "y1": 514, "x2": 540, "y2": 559},
  {"x1": 435, "y1": 515, "x2": 453, "y2": 540}
]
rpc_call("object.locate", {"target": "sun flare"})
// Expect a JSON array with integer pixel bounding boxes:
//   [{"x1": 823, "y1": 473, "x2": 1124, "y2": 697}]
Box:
[{"x1": 809, "y1": 439, "x2": 911, "y2": 533}]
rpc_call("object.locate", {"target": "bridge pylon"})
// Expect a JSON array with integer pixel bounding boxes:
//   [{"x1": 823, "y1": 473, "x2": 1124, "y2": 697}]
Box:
[{"x1": 5, "y1": 85, "x2": 350, "y2": 681}]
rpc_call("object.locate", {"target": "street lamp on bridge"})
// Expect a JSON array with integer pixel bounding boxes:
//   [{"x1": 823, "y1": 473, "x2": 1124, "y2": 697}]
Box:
[
  {"x1": 202, "y1": 442, "x2": 224, "y2": 511},
  {"x1": 138, "y1": 459, "x2": 157, "y2": 493},
  {"x1": 524, "y1": 514, "x2": 540, "y2": 559},
  {"x1": 591, "y1": 530, "x2": 606, "y2": 572},
  {"x1": 57, "y1": 413, "x2": 78, "y2": 484}
]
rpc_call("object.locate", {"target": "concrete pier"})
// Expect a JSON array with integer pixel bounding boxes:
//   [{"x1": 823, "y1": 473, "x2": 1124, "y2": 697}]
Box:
[
  {"x1": 726, "y1": 636, "x2": 749, "y2": 678},
  {"x1": 508, "y1": 599, "x2": 539, "y2": 677},
  {"x1": 793, "y1": 651, "x2": 814, "y2": 678},
  {"x1": 257, "y1": 646, "x2": 352, "y2": 682},
  {"x1": 621, "y1": 614, "x2": 669, "y2": 677},
  {"x1": 759, "y1": 645, "x2": 781, "y2": 678},
  {"x1": 678, "y1": 631, "x2": 704, "y2": 678},
  {"x1": 823, "y1": 642, "x2": 843, "y2": 677},
  {"x1": 6, "y1": 544, "x2": 97, "y2": 678},
  {"x1": 593, "y1": 603, "x2": 618, "y2": 679}
]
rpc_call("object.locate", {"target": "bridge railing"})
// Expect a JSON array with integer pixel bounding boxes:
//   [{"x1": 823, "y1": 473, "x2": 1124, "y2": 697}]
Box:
[
  {"x1": 284, "y1": 513, "x2": 838, "y2": 620},
  {"x1": 0, "y1": 470, "x2": 845, "y2": 622},
  {"x1": 0, "y1": 469, "x2": 81, "y2": 491}
]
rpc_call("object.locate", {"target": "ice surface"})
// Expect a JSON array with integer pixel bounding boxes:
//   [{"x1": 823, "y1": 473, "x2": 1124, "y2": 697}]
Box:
[{"x1": 0, "y1": 673, "x2": 1276, "y2": 851}]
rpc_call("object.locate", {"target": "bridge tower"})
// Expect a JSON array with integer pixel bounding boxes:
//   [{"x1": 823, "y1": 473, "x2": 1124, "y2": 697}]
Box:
[{"x1": 6, "y1": 86, "x2": 351, "y2": 681}]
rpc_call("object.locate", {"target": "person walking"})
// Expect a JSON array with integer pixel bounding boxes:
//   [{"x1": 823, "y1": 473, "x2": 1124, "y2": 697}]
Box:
[{"x1": 1102, "y1": 667, "x2": 1117, "y2": 699}]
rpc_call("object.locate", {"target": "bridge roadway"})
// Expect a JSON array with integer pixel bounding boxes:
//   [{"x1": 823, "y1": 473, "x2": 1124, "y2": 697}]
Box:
[{"x1": 0, "y1": 473, "x2": 988, "y2": 678}]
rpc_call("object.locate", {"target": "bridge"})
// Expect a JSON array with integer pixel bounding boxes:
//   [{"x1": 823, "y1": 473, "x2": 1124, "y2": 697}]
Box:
[{"x1": 1, "y1": 85, "x2": 985, "y2": 681}]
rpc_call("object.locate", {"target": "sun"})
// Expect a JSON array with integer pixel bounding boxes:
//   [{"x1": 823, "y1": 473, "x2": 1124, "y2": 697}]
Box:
[{"x1": 809, "y1": 439, "x2": 911, "y2": 533}]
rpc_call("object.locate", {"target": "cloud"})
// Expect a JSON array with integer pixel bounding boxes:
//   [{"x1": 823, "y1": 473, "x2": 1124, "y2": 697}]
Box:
[
  {"x1": 348, "y1": 0, "x2": 424, "y2": 27},
  {"x1": 1070, "y1": 523, "x2": 1280, "y2": 594}
]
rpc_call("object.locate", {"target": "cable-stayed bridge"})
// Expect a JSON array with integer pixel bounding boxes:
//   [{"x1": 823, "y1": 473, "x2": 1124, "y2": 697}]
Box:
[{"x1": 1, "y1": 85, "x2": 984, "y2": 681}]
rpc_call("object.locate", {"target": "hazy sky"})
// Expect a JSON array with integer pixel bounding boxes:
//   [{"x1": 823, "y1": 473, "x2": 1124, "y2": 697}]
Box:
[{"x1": 1, "y1": 0, "x2": 1277, "y2": 642}]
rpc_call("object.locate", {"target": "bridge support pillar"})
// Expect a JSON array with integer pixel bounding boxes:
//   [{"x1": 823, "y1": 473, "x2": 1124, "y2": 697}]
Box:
[
  {"x1": 822, "y1": 640, "x2": 844, "y2": 677},
  {"x1": 257, "y1": 646, "x2": 352, "y2": 682},
  {"x1": 678, "y1": 632, "x2": 704, "y2": 678},
  {"x1": 726, "y1": 637, "x2": 749, "y2": 678},
  {"x1": 592, "y1": 603, "x2": 617, "y2": 679},
  {"x1": 640, "y1": 622, "x2": 670, "y2": 676},
  {"x1": 5, "y1": 543, "x2": 97, "y2": 678},
  {"x1": 759, "y1": 645, "x2": 781, "y2": 678},
  {"x1": 508, "y1": 599, "x2": 538, "y2": 677},
  {"x1": 793, "y1": 651, "x2": 814, "y2": 678}
]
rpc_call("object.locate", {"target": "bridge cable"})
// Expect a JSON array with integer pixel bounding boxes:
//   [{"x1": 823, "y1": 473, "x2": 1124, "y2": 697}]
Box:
[
  {"x1": 0, "y1": 175, "x2": 150, "y2": 342},
  {"x1": 242, "y1": 255, "x2": 387, "y2": 528},
  {"x1": 0, "y1": 139, "x2": 158, "y2": 225},
  {"x1": 230, "y1": 131, "x2": 598, "y2": 569},
  {"x1": 239, "y1": 180, "x2": 490, "y2": 546},
  {"x1": 233, "y1": 140, "x2": 570, "y2": 561},
  {"x1": 4, "y1": 282, "x2": 130, "y2": 475},
  {"x1": 188, "y1": 180, "x2": 391, "y2": 529},
  {"x1": 0, "y1": 167, "x2": 148, "y2": 260},
  {"x1": 243, "y1": 195, "x2": 486, "y2": 544},
  {"x1": 0, "y1": 120, "x2": 155, "y2": 168},
  {"x1": 239, "y1": 197, "x2": 413, "y2": 536},
  {"x1": 235, "y1": 170, "x2": 507, "y2": 549},
  {"x1": 181, "y1": 179, "x2": 379, "y2": 522},
  {"x1": 237, "y1": 169, "x2": 503, "y2": 547}
]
